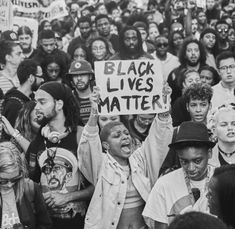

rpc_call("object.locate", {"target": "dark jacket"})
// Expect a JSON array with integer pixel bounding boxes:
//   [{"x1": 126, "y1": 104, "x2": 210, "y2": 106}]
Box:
[
  {"x1": 109, "y1": 51, "x2": 154, "y2": 60},
  {"x1": 0, "y1": 179, "x2": 52, "y2": 229},
  {"x1": 33, "y1": 47, "x2": 71, "y2": 72},
  {"x1": 2, "y1": 88, "x2": 30, "y2": 126},
  {"x1": 171, "y1": 96, "x2": 191, "y2": 127}
]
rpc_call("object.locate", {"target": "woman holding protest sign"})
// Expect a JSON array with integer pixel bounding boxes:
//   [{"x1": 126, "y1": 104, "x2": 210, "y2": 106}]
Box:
[{"x1": 77, "y1": 84, "x2": 172, "y2": 229}]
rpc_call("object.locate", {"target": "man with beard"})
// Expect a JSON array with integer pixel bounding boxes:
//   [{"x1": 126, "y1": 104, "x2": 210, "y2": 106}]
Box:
[
  {"x1": 18, "y1": 26, "x2": 37, "y2": 59},
  {"x1": 33, "y1": 30, "x2": 70, "y2": 71},
  {"x1": 167, "y1": 38, "x2": 207, "y2": 105},
  {"x1": 67, "y1": 60, "x2": 94, "y2": 125},
  {"x1": 67, "y1": 16, "x2": 95, "y2": 56},
  {"x1": 2, "y1": 59, "x2": 44, "y2": 126},
  {"x1": 26, "y1": 81, "x2": 93, "y2": 229},
  {"x1": 152, "y1": 35, "x2": 180, "y2": 81},
  {"x1": 110, "y1": 26, "x2": 154, "y2": 60},
  {"x1": 95, "y1": 14, "x2": 119, "y2": 52}
]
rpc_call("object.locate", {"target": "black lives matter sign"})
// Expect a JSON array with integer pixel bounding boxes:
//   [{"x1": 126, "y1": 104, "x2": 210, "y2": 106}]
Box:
[{"x1": 94, "y1": 60, "x2": 168, "y2": 115}]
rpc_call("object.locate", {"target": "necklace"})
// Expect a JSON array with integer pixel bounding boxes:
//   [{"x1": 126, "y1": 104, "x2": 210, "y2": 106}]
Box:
[
  {"x1": 183, "y1": 167, "x2": 210, "y2": 205},
  {"x1": 218, "y1": 146, "x2": 235, "y2": 158}
]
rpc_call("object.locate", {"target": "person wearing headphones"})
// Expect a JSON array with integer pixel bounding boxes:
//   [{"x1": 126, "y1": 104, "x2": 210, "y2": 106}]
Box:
[{"x1": 25, "y1": 81, "x2": 94, "y2": 229}]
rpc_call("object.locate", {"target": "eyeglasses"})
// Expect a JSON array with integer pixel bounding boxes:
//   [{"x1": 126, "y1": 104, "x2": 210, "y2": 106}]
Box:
[
  {"x1": 219, "y1": 64, "x2": 235, "y2": 72},
  {"x1": 0, "y1": 173, "x2": 23, "y2": 185},
  {"x1": 41, "y1": 148, "x2": 57, "y2": 175},
  {"x1": 156, "y1": 43, "x2": 168, "y2": 48},
  {"x1": 33, "y1": 73, "x2": 44, "y2": 79}
]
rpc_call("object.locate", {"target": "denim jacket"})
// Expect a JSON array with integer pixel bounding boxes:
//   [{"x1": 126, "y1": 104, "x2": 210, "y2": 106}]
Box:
[{"x1": 77, "y1": 116, "x2": 173, "y2": 229}]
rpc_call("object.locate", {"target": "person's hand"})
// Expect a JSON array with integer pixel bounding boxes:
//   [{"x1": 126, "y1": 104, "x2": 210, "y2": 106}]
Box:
[
  {"x1": 90, "y1": 86, "x2": 100, "y2": 114},
  {"x1": 1, "y1": 115, "x2": 15, "y2": 136},
  {"x1": 43, "y1": 192, "x2": 67, "y2": 208},
  {"x1": 162, "y1": 82, "x2": 172, "y2": 105},
  {"x1": 158, "y1": 82, "x2": 172, "y2": 121}
]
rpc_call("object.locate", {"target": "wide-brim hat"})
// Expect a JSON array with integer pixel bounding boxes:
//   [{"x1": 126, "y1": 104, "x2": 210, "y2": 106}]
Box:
[{"x1": 169, "y1": 121, "x2": 216, "y2": 149}]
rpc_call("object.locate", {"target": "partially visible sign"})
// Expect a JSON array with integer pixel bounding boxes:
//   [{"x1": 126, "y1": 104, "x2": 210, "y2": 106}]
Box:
[
  {"x1": 0, "y1": 0, "x2": 13, "y2": 32},
  {"x1": 39, "y1": 0, "x2": 68, "y2": 22},
  {"x1": 11, "y1": 0, "x2": 68, "y2": 21}
]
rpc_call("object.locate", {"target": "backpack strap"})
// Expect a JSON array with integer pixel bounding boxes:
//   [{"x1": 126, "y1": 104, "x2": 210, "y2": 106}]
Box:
[{"x1": 7, "y1": 96, "x2": 24, "y2": 106}]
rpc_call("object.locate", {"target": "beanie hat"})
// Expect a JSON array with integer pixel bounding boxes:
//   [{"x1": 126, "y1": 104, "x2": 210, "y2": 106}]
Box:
[
  {"x1": 39, "y1": 82, "x2": 73, "y2": 103},
  {"x1": 67, "y1": 60, "x2": 94, "y2": 76},
  {"x1": 200, "y1": 28, "x2": 217, "y2": 39}
]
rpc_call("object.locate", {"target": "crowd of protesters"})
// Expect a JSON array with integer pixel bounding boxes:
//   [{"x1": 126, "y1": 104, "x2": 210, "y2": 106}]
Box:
[{"x1": 1, "y1": 0, "x2": 235, "y2": 228}]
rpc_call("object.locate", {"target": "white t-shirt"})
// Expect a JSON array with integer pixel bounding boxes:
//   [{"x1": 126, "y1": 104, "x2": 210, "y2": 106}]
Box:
[
  {"x1": 142, "y1": 167, "x2": 213, "y2": 225},
  {"x1": 1, "y1": 189, "x2": 21, "y2": 229}
]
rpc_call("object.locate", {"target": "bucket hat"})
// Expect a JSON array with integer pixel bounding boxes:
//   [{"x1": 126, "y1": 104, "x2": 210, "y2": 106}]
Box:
[
  {"x1": 67, "y1": 60, "x2": 94, "y2": 76},
  {"x1": 169, "y1": 121, "x2": 216, "y2": 149}
]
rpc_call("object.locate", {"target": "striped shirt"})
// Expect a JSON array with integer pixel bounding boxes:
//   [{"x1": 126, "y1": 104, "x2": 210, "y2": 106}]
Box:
[{"x1": 0, "y1": 71, "x2": 20, "y2": 95}]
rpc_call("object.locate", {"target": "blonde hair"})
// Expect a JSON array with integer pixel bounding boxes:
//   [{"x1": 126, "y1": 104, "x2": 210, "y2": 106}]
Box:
[
  {"x1": 0, "y1": 141, "x2": 28, "y2": 203},
  {"x1": 207, "y1": 103, "x2": 235, "y2": 132}
]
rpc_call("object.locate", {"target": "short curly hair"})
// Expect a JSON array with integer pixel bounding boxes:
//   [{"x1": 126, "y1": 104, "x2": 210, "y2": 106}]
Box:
[{"x1": 183, "y1": 83, "x2": 213, "y2": 104}]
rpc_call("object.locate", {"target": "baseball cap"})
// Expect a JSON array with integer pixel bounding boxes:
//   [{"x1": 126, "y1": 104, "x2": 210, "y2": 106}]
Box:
[
  {"x1": 1, "y1": 30, "x2": 19, "y2": 43},
  {"x1": 67, "y1": 60, "x2": 94, "y2": 76}
]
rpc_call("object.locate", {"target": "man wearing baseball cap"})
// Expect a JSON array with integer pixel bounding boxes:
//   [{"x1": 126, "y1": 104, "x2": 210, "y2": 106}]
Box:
[
  {"x1": 67, "y1": 60, "x2": 94, "y2": 125},
  {"x1": 143, "y1": 121, "x2": 216, "y2": 229}
]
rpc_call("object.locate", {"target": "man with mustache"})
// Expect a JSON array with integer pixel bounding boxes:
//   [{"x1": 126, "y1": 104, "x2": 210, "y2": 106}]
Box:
[
  {"x1": 26, "y1": 82, "x2": 93, "y2": 229},
  {"x1": 67, "y1": 60, "x2": 94, "y2": 125},
  {"x1": 167, "y1": 38, "x2": 207, "y2": 105},
  {"x1": 18, "y1": 26, "x2": 37, "y2": 59},
  {"x1": 110, "y1": 26, "x2": 154, "y2": 60}
]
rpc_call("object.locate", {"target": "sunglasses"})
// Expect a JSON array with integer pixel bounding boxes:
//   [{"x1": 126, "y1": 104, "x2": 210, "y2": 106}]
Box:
[
  {"x1": 217, "y1": 28, "x2": 229, "y2": 33},
  {"x1": 0, "y1": 173, "x2": 23, "y2": 185},
  {"x1": 156, "y1": 43, "x2": 168, "y2": 48}
]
